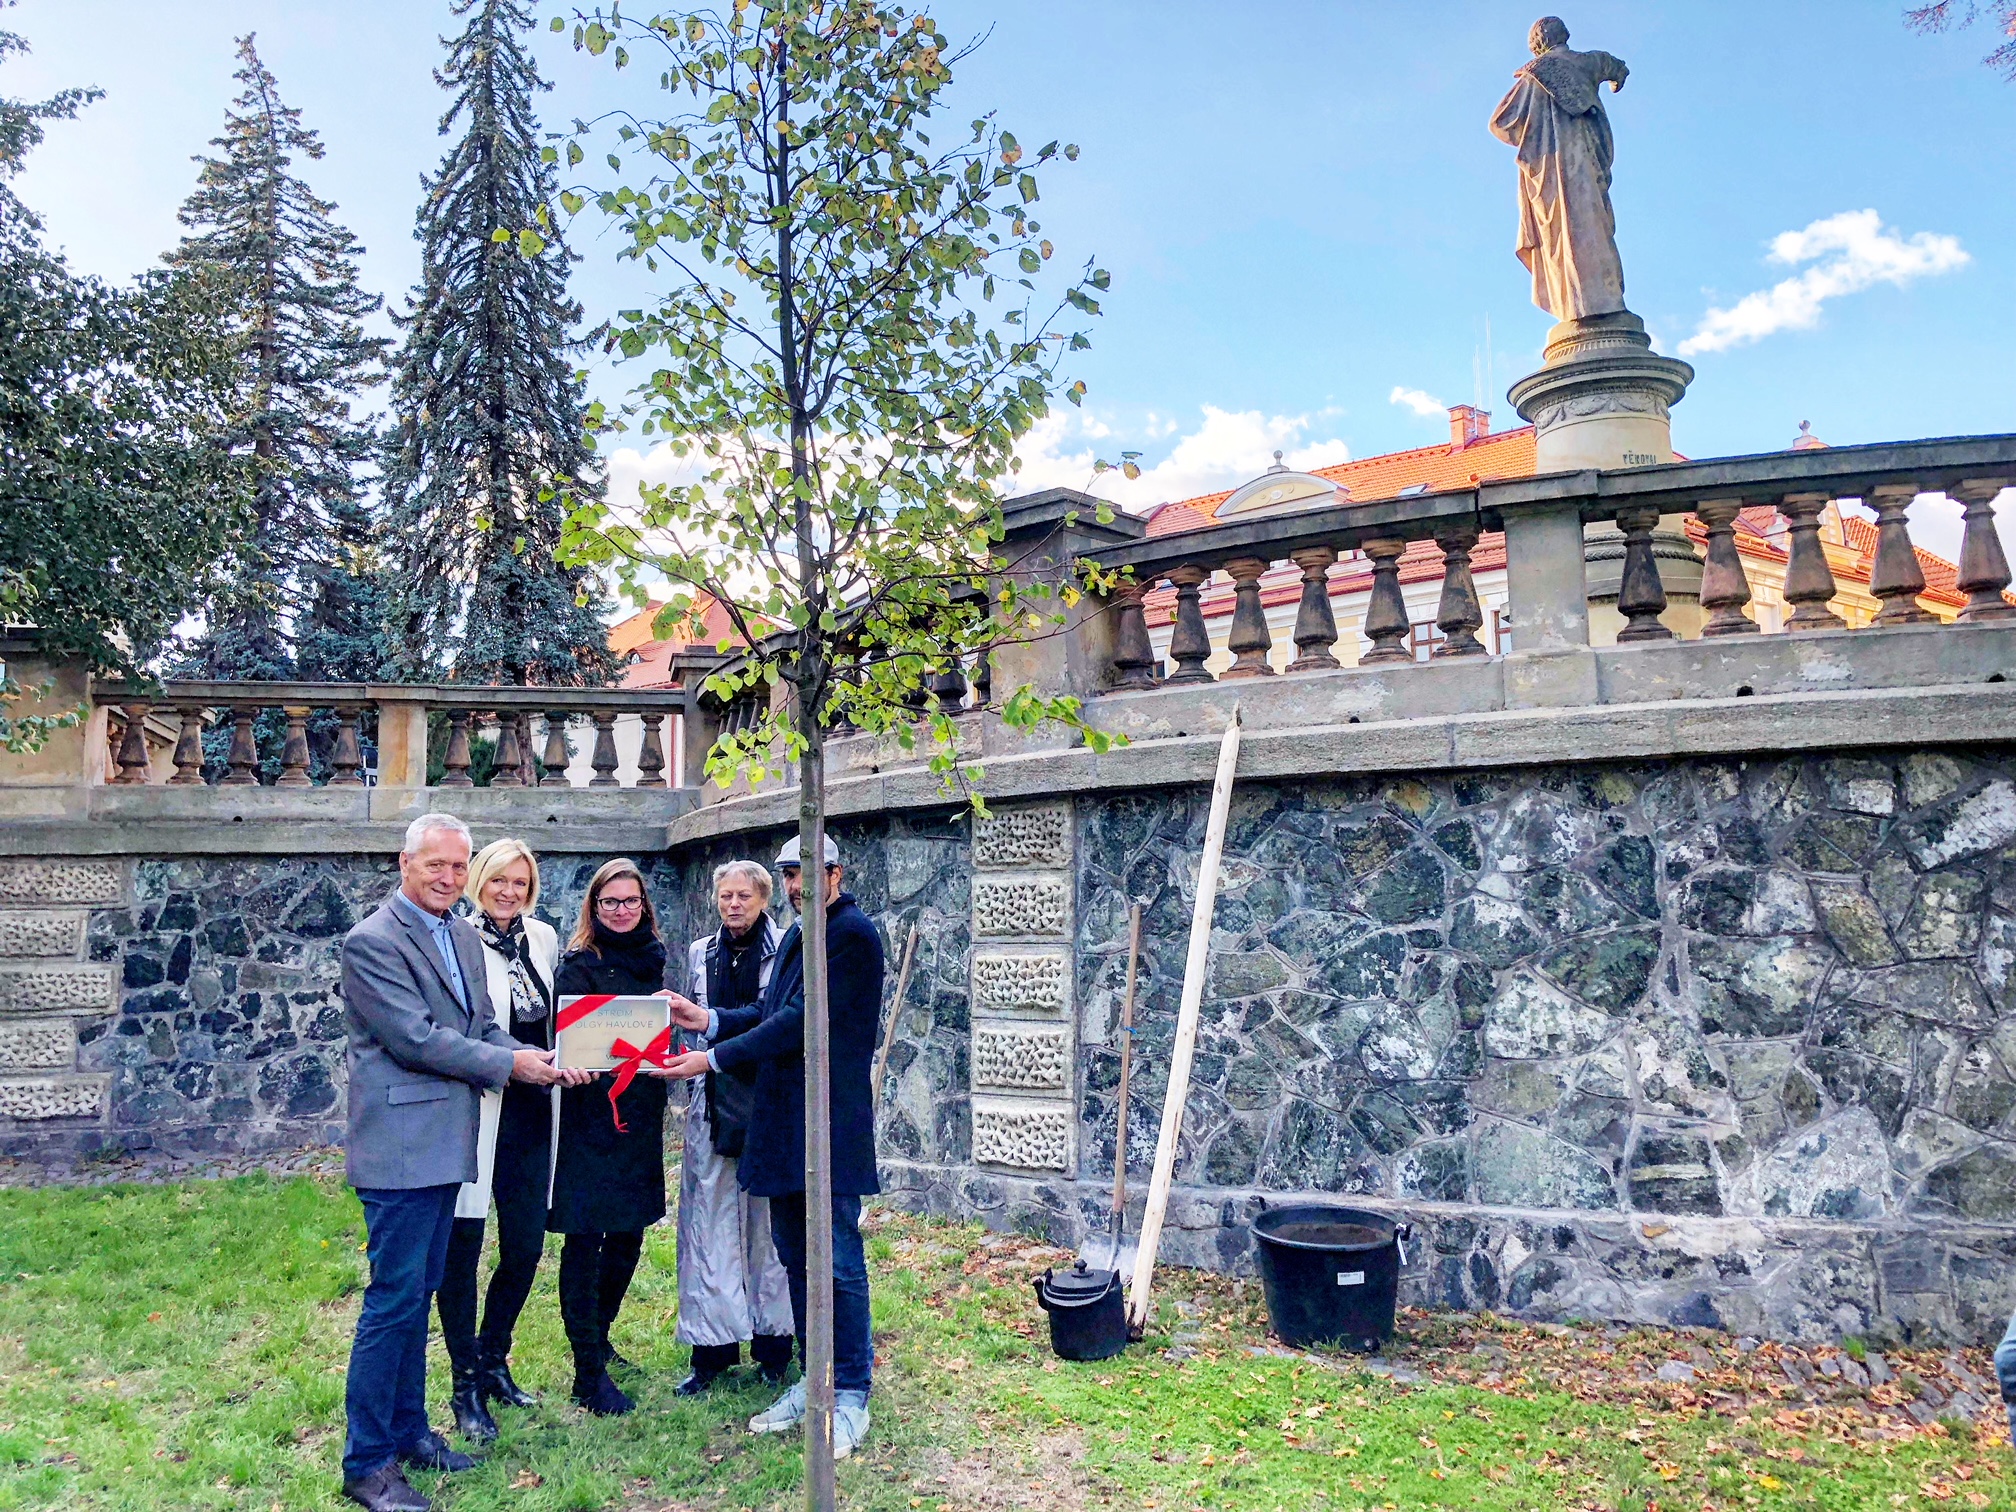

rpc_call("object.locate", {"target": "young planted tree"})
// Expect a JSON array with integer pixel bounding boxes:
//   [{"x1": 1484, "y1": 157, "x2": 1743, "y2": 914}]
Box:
[
  {"x1": 168, "y1": 34, "x2": 387, "y2": 689},
  {"x1": 382, "y1": 0, "x2": 614, "y2": 686},
  {"x1": 557, "y1": 7, "x2": 1115, "y2": 1500},
  {"x1": 0, "y1": 11, "x2": 250, "y2": 746}
]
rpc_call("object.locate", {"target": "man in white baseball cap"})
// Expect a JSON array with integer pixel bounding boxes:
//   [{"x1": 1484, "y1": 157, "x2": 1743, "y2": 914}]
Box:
[{"x1": 658, "y1": 829, "x2": 883, "y2": 1459}]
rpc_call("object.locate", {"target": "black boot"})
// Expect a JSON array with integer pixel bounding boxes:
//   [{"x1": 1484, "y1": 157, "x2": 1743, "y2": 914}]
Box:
[
  {"x1": 476, "y1": 1339, "x2": 536, "y2": 1410},
  {"x1": 449, "y1": 1368, "x2": 497, "y2": 1445},
  {"x1": 571, "y1": 1346, "x2": 634, "y2": 1416},
  {"x1": 750, "y1": 1332, "x2": 795, "y2": 1386},
  {"x1": 676, "y1": 1341, "x2": 740, "y2": 1396}
]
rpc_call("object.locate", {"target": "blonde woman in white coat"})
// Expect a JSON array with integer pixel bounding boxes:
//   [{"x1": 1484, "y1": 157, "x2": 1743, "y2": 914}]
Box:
[
  {"x1": 674, "y1": 859, "x2": 796, "y2": 1395},
  {"x1": 436, "y1": 838, "x2": 560, "y2": 1442}
]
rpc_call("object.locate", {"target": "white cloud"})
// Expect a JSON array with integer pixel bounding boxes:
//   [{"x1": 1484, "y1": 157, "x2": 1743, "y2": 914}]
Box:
[
  {"x1": 1388, "y1": 385, "x2": 1446, "y2": 418},
  {"x1": 1678, "y1": 209, "x2": 1969, "y2": 357},
  {"x1": 1005, "y1": 404, "x2": 1351, "y2": 512}
]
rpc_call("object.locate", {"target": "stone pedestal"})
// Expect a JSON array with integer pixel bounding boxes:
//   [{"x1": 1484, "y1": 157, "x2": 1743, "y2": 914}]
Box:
[{"x1": 1509, "y1": 312, "x2": 1702, "y2": 641}]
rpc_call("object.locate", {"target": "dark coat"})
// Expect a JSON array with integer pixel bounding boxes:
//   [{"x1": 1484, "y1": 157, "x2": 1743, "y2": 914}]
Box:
[
  {"x1": 547, "y1": 940, "x2": 670, "y2": 1235},
  {"x1": 711, "y1": 893, "x2": 884, "y2": 1198}
]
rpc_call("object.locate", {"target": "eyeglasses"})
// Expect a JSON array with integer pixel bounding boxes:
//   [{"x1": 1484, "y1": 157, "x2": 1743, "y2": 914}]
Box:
[{"x1": 595, "y1": 896, "x2": 646, "y2": 913}]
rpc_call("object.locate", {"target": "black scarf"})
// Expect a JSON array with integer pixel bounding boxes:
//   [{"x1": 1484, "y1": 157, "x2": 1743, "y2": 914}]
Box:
[
  {"x1": 473, "y1": 912, "x2": 552, "y2": 1025},
  {"x1": 588, "y1": 917, "x2": 669, "y2": 986},
  {"x1": 707, "y1": 918, "x2": 768, "y2": 1014}
]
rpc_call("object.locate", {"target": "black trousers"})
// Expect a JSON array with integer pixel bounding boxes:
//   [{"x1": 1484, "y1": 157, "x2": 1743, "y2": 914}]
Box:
[
  {"x1": 435, "y1": 1087, "x2": 550, "y2": 1373},
  {"x1": 557, "y1": 1230, "x2": 644, "y2": 1375}
]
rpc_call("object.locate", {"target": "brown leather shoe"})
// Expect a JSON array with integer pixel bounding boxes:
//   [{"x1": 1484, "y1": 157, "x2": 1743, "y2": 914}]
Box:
[{"x1": 341, "y1": 1464, "x2": 430, "y2": 1512}]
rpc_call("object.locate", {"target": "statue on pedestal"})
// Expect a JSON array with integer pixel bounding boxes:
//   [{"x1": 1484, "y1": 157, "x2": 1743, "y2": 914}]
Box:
[{"x1": 1489, "y1": 16, "x2": 1630, "y2": 324}]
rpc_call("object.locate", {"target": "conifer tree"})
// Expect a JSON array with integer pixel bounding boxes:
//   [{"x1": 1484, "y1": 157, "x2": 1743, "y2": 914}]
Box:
[
  {"x1": 383, "y1": 0, "x2": 614, "y2": 687},
  {"x1": 168, "y1": 34, "x2": 387, "y2": 686}
]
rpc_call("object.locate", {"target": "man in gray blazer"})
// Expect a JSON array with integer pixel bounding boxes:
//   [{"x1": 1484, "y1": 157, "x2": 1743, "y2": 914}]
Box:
[{"x1": 339, "y1": 812, "x2": 582, "y2": 1512}]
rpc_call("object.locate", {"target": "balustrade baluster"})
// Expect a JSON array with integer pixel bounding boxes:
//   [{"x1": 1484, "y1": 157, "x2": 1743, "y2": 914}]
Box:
[
  {"x1": 1286, "y1": 548, "x2": 1340, "y2": 673},
  {"x1": 489, "y1": 710, "x2": 525, "y2": 787},
  {"x1": 972, "y1": 648, "x2": 993, "y2": 707},
  {"x1": 1694, "y1": 499, "x2": 1756, "y2": 637},
  {"x1": 1221, "y1": 556, "x2": 1276, "y2": 679},
  {"x1": 328, "y1": 706, "x2": 365, "y2": 787},
  {"x1": 517, "y1": 712, "x2": 537, "y2": 786},
  {"x1": 1163, "y1": 566, "x2": 1214, "y2": 684},
  {"x1": 931, "y1": 655, "x2": 969, "y2": 711},
  {"x1": 169, "y1": 707, "x2": 206, "y2": 785},
  {"x1": 589, "y1": 711, "x2": 621, "y2": 787},
  {"x1": 1778, "y1": 492, "x2": 1845, "y2": 631},
  {"x1": 221, "y1": 707, "x2": 260, "y2": 786},
  {"x1": 539, "y1": 711, "x2": 572, "y2": 787},
  {"x1": 274, "y1": 707, "x2": 313, "y2": 787},
  {"x1": 1358, "y1": 539, "x2": 1413, "y2": 665},
  {"x1": 110, "y1": 702, "x2": 152, "y2": 784},
  {"x1": 1868, "y1": 483, "x2": 1934, "y2": 626},
  {"x1": 902, "y1": 669, "x2": 931, "y2": 715},
  {"x1": 1432, "y1": 528, "x2": 1486, "y2": 657},
  {"x1": 637, "y1": 713, "x2": 668, "y2": 787},
  {"x1": 1109, "y1": 582, "x2": 1160, "y2": 689},
  {"x1": 1614, "y1": 507, "x2": 1674, "y2": 642},
  {"x1": 439, "y1": 710, "x2": 475, "y2": 787},
  {"x1": 1951, "y1": 479, "x2": 2015, "y2": 623}
]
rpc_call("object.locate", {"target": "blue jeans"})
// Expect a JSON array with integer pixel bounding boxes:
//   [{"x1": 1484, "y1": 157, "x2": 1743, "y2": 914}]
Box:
[
  {"x1": 769, "y1": 1191, "x2": 872, "y2": 1398},
  {"x1": 344, "y1": 1185, "x2": 459, "y2": 1481}
]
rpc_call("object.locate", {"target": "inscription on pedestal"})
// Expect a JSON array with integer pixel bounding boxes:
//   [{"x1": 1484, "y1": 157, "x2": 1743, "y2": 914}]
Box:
[
  {"x1": 0, "y1": 860, "x2": 122, "y2": 907},
  {"x1": 972, "y1": 876, "x2": 1069, "y2": 939},
  {"x1": 971, "y1": 1099, "x2": 1072, "y2": 1171},
  {"x1": 0, "y1": 911, "x2": 86, "y2": 959}
]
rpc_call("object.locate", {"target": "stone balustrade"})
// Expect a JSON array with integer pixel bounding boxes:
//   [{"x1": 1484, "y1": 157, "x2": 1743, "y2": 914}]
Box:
[
  {"x1": 92, "y1": 681, "x2": 684, "y2": 791},
  {"x1": 1088, "y1": 436, "x2": 2016, "y2": 692}
]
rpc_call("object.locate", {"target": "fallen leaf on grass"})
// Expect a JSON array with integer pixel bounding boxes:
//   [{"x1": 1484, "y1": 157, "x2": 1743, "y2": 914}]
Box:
[{"x1": 510, "y1": 1470, "x2": 542, "y2": 1489}]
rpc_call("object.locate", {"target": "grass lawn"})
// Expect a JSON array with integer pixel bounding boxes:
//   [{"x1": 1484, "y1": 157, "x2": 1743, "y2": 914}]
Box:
[{"x1": 1, "y1": 1162, "x2": 2012, "y2": 1511}]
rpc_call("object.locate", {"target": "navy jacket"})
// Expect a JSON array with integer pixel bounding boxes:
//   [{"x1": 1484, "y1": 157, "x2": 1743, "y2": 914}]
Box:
[{"x1": 712, "y1": 893, "x2": 884, "y2": 1198}]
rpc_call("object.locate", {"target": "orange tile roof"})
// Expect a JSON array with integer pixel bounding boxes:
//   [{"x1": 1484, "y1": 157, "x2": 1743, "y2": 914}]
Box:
[
  {"x1": 610, "y1": 594, "x2": 756, "y2": 689},
  {"x1": 1144, "y1": 425, "x2": 1540, "y2": 539}
]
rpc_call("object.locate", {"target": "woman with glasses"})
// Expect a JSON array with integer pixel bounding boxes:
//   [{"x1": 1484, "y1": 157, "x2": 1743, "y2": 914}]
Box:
[
  {"x1": 548, "y1": 858, "x2": 669, "y2": 1416},
  {"x1": 436, "y1": 838, "x2": 560, "y2": 1443}
]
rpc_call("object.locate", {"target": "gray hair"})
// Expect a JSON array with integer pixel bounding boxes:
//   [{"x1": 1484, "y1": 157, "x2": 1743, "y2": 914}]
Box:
[
  {"x1": 712, "y1": 859, "x2": 773, "y2": 898},
  {"x1": 403, "y1": 812, "x2": 473, "y2": 855}
]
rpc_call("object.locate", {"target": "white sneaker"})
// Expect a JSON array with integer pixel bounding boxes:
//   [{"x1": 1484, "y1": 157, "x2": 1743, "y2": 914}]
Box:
[
  {"x1": 833, "y1": 1396, "x2": 870, "y2": 1460},
  {"x1": 748, "y1": 1381, "x2": 806, "y2": 1435}
]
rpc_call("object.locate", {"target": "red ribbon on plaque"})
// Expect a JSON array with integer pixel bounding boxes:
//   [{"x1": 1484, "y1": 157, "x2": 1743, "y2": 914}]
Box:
[
  {"x1": 553, "y1": 995, "x2": 672, "y2": 1132},
  {"x1": 605, "y1": 1028, "x2": 673, "y2": 1132}
]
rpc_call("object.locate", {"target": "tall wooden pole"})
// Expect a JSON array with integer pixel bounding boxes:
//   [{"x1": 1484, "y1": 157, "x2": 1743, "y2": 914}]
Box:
[{"x1": 1128, "y1": 710, "x2": 1241, "y2": 1332}]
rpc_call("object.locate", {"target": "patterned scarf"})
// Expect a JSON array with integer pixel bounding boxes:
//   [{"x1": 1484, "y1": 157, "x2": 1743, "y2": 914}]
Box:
[{"x1": 474, "y1": 911, "x2": 550, "y2": 1024}]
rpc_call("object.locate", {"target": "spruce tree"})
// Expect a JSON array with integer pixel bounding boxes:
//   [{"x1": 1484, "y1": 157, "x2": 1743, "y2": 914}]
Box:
[
  {"x1": 383, "y1": 0, "x2": 614, "y2": 687},
  {"x1": 168, "y1": 34, "x2": 387, "y2": 688}
]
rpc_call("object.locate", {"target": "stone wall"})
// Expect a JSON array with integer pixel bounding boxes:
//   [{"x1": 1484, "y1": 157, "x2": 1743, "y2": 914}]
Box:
[
  {"x1": 0, "y1": 851, "x2": 687, "y2": 1161},
  {"x1": 870, "y1": 749, "x2": 2016, "y2": 1347}
]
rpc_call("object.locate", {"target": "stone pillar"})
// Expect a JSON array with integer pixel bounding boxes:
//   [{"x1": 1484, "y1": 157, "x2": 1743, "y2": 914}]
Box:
[
  {"x1": 0, "y1": 859, "x2": 119, "y2": 1137},
  {"x1": 0, "y1": 632, "x2": 97, "y2": 818},
  {"x1": 1508, "y1": 312, "x2": 1701, "y2": 642},
  {"x1": 966, "y1": 800, "x2": 1075, "y2": 1176},
  {"x1": 985, "y1": 489, "x2": 1144, "y2": 755}
]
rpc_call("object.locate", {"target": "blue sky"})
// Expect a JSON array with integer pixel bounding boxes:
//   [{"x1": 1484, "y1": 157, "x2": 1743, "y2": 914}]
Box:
[{"x1": 8, "y1": 0, "x2": 2013, "y2": 520}]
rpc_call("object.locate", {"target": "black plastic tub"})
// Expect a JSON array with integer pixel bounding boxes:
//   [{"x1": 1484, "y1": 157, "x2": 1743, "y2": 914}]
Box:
[{"x1": 1251, "y1": 1203, "x2": 1411, "y2": 1352}]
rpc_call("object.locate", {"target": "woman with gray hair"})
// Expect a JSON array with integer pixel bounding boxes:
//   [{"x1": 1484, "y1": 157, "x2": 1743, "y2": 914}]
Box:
[{"x1": 672, "y1": 858, "x2": 795, "y2": 1395}]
